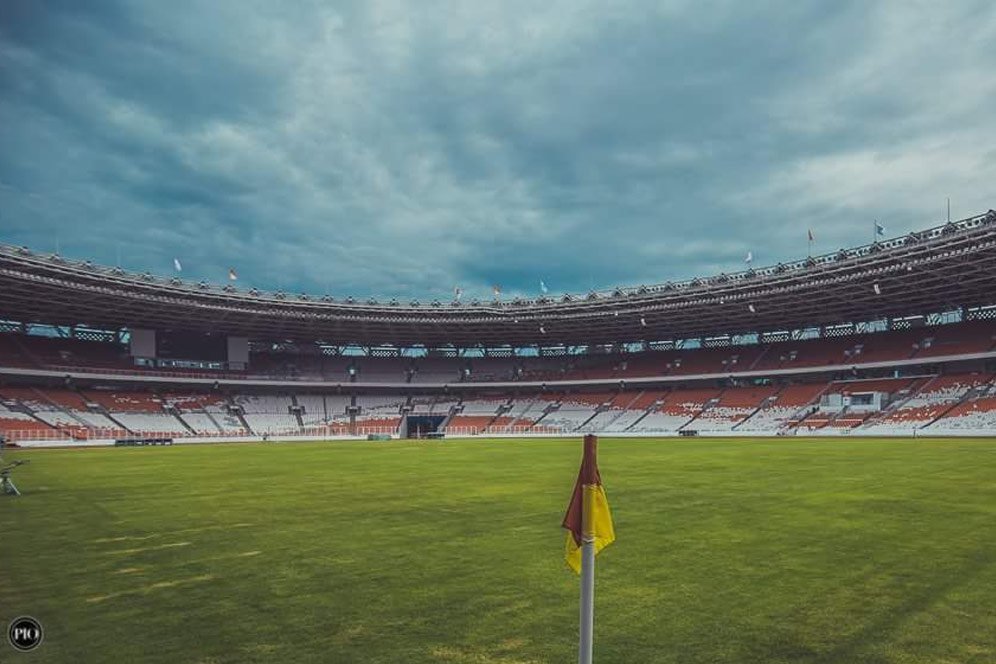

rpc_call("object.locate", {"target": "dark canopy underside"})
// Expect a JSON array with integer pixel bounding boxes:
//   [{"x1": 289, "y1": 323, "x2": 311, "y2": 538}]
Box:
[{"x1": 1, "y1": 212, "x2": 994, "y2": 347}]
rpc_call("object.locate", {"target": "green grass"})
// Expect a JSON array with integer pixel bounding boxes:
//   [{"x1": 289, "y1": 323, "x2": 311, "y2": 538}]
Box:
[{"x1": 3, "y1": 437, "x2": 996, "y2": 663}]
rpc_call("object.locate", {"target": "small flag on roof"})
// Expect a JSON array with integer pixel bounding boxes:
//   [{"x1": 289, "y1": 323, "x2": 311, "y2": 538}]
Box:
[
  {"x1": 228, "y1": 268, "x2": 238, "y2": 281},
  {"x1": 744, "y1": 251, "x2": 753, "y2": 264},
  {"x1": 173, "y1": 258, "x2": 182, "y2": 272},
  {"x1": 540, "y1": 279, "x2": 549, "y2": 294},
  {"x1": 875, "y1": 221, "x2": 885, "y2": 236}
]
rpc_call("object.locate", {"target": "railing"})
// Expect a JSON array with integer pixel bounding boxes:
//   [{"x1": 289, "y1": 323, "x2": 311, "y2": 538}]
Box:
[
  {"x1": 43, "y1": 364, "x2": 249, "y2": 380},
  {"x1": 2, "y1": 429, "x2": 80, "y2": 442},
  {"x1": 0, "y1": 422, "x2": 581, "y2": 443},
  {"x1": 0, "y1": 427, "x2": 248, "y2": 442},
  {"x1": 441, "y1": 424, "x2": 570, "y2": 436}
]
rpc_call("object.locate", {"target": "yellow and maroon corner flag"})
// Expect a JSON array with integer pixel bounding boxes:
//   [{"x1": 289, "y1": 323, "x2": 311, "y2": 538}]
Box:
[{"x1": 562, "y1": 434, "x2": 615, "y2": 573}]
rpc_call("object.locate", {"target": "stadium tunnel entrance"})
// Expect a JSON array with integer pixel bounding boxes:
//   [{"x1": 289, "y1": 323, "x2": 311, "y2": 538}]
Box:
[{"x1": 404, "y1": 415, "x2": 445, "y2": 439}]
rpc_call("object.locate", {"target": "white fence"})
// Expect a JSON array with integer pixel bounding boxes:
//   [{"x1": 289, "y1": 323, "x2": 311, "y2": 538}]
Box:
[{"x1": 5, "y1": 423, "x2": 995, "y2": 448}]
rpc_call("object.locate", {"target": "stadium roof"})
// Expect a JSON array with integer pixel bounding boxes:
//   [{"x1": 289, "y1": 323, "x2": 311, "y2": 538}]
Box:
[{"x1": 1, "y1": 210, "x2": 995, "y2": 347}]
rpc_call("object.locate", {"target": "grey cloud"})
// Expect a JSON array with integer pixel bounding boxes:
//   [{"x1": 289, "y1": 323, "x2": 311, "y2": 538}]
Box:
[{"x1": 1, "y1": 0, "x2": 994, "y2": 302}]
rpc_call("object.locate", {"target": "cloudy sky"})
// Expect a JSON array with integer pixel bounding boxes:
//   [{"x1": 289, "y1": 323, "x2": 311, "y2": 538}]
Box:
[{"x1": 1, "y1": 1, "x2": 994, "y2": 300}]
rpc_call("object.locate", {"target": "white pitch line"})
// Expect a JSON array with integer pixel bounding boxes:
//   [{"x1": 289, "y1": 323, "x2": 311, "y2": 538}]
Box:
[
  {"x1": 86, "y1": 574, "x2": 215, "y2": 604},
  {"x1": 170, "y1": 522, "x2": 254, "y2": 535},
  {"x1": 93, "y1": 523, "x2": 254, "y2": 545},
  {"x1": 93, "y1": 534, "x2": 160, "y2": 543},
  {"x1": 173, "y1": 550, "x2": 264, "y2": 566},
  {"x1": 104, "y1": 541, "x2": 192, "y2": 556}
]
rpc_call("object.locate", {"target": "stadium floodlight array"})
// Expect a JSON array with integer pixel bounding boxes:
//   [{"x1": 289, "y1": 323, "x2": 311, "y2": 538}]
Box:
[{"x1": 0, "y1": 210, "x2": 994, "y2": 348}]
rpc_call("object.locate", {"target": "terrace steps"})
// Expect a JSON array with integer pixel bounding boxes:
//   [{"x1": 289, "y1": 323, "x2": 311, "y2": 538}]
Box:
[
  {"x1": 624, "y1": 393, "x2": 666, "y2": 431},
  {"x1": 171, "y1": 409, "x2": 197, "y2": 435},
  {"x1": 732, "y1": 386, "x2": 786, "y2": 431},
  {"x1": 198, "y1": 406, "x2": 226, "y2": 434},
  {"x1": 600, "y1": 390, "x2": 646, "y2": 431},
  {"x1": 505, "y1": 395, "x2": 538, "y2": 432}
]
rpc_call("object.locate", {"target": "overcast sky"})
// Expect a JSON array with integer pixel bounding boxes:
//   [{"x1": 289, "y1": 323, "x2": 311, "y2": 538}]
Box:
[{"x1": 1, "y1": 1, "x2": 994, "y2": 300}]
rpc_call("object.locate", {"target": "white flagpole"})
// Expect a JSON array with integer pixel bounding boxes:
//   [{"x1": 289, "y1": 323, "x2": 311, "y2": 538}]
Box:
[{"x1": 578, "y1": 535, "x2": 595, "y2": 664}]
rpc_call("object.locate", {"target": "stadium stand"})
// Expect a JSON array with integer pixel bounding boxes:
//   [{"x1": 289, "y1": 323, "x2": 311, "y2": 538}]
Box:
[
  {"x1": 915, "y1": 321, "x2": 996, "y2": 358},
  {"x1": 232, "y1": 395, "x2": 301, "y2": 435},
  {"x1": 628, "y1": 387, "x2": 721, "y2": 432},
  {"x1": 3, "y1": 210, "x2": 996, "y2": 443},
  {"x1": 692, "y1": 385, "x2": 781, "y2": 431},
  {"x1": 737, "y1": 383, "x2": 829, "y2": 432},
  {"x1": 921, "y1": 377, "x2": 996, "y2": 431},
  {"x1": 0, "y1": 387, "x2": 121, "y2": 433},
  {"x1": 541, "y1": 392, "x2": 611, "y2": 432},
  {"x1": 859, "y1": 374, "x2": 992, "y2": 432},
  {"x1": 2, "y1": 368, "x2": 996, "y2": 443},
  {"x1": 2, "y1": 319, "x2": 995, "y2": 385}
]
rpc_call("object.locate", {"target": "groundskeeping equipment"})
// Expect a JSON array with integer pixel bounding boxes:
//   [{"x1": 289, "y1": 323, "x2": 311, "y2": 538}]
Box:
[
  {"x1": 562, "y1": 434, "x2": 615, "y2": 664},
  {"x1": 1, "y1": 459, "x2": 29, "y2": 497}
]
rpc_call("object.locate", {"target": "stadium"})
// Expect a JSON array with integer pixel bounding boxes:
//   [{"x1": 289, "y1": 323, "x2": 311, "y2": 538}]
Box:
[
  {"x1": 4, "y1": 210, "x2": 996, "y2": 662},
  {"x1": 3, "y1": 209, "x2": 996, "y2": 444},
  {"x1": 4, "y1": 3, "x2": 996, "y2": 664}
]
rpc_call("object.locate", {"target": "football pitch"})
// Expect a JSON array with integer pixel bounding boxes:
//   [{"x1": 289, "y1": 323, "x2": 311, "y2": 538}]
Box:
[{"x1": 3, "y1": 436, "x2": 996, "y2": 663}]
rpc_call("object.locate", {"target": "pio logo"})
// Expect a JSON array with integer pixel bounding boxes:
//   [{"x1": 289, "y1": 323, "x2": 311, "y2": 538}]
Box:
[{"x1": 7, "y1": 616, "x2": 43, "y2": 652}]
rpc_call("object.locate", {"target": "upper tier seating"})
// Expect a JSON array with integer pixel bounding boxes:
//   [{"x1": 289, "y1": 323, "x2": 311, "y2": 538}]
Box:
[
  {"x1": 3, "y1": 319, "x2": 996, "y2": 385},
  {"x1": 915, "y1": 321, "x2": 996, "y2": 358}
]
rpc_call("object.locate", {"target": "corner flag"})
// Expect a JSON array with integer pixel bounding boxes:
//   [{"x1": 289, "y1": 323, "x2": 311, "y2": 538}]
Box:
[
  {"x1": 562, "y1": 434, "x2": 615, "y2": 573},
  {"x1": 563, "y1": 435, "x2": 614, "y2": 664}
]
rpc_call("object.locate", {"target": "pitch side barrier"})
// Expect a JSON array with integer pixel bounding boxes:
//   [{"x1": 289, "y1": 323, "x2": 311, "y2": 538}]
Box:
[{"x1": 9, "y1": 427, "x2": 996, "y2": 447}]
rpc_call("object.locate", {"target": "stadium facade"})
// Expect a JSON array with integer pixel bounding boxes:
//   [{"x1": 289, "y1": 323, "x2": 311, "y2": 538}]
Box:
[{"x1": 1, "y1": 210, "x2": 996, "y2": 445}]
